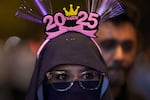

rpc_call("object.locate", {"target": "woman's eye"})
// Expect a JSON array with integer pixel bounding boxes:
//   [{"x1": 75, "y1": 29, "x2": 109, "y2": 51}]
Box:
[
  {"x1": 55, "y1": 74, "x2": 69, "y2": 81},
  {"x1": 82, "y1": 73, "x2": 94, "y2": 80}
]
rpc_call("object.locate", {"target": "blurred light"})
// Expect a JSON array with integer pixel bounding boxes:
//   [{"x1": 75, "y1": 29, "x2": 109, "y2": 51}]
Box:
[{"x1": 4, "y1": 36, "x2": 21, "y2": 52}]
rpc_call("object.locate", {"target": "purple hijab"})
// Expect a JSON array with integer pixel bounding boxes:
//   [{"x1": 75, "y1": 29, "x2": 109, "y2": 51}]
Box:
[{"x1": 25, "y1": 32, "x2": 111, "y2": 100}]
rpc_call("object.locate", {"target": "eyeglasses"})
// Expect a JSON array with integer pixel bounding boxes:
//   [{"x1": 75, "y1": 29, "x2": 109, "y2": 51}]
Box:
[{"x1": 46, "y1": 70, "x2": 106, "y2": 92}]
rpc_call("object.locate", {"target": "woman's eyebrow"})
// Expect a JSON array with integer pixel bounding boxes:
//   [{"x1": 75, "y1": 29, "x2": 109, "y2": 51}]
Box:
[
  {"x1": 80, "y1": 68, "x2": 94, "y2": 72},
  {"x1": 53, "y1": 69, "x2": 68, "y2": 73}
]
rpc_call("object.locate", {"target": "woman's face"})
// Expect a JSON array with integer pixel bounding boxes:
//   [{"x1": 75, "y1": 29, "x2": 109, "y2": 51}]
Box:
[
  {"x1": 46, "y1": 65, "x2": 104, "y2": 91},
  {"x1": 47, "y1": 65, "x2": 98, "y2": 81},
  {"x1": 43, "y1": 65, "x2": 107, "y2": 100}
]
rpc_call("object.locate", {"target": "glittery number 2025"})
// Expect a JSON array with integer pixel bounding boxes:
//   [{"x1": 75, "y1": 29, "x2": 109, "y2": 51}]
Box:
[{"x1": 43, "y1": 11, "x2": 99, "y2": 31}]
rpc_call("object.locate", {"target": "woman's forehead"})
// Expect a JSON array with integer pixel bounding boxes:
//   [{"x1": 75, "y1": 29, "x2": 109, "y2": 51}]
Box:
[{"x1": 50, "y1": 65, "x2": 94, "y2": 72}]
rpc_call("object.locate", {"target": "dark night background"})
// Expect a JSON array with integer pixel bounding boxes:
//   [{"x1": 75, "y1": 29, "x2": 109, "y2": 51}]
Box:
[{"x1": 0, "y1": 0, "x2": 149, "y2": 47}]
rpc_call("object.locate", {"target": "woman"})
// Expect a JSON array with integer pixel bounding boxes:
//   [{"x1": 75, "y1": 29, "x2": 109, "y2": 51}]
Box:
[{"x1": 25, "y1": 32, "x2": 111, "y2": 100}]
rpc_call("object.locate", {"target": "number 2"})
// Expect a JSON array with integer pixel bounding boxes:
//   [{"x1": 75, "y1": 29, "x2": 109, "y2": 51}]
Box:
[
  {"x1": 43, "y1": 15, "x2": 56, "y2": 32},
  {"x1": 76, "y1": 11, "x2": 88, "y2": 26}
]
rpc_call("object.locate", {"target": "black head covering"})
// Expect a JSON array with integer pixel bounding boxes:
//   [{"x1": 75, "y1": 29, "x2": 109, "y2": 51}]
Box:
[{"x1": 25, "y1": 32, "x2": 111, "y2": 100}]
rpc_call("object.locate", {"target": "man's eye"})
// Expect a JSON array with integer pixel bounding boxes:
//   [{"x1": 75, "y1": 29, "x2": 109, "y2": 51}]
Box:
[
  {"x1": 100, "y1": 40, "x2": 117, "y2": 51},
  {"x1": 122, "y1": 41, "x2": 133, "y2": 52}
]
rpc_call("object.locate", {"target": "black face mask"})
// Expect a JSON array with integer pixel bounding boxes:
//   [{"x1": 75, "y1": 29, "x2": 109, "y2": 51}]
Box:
[{"x1": 43, "y1": 79, "x2": 101, "y2": 100}]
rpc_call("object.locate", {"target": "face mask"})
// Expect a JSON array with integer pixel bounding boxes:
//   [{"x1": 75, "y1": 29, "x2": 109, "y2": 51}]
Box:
[{"x1": 43, "y1": 79, "x2": 101, "y2": 100}]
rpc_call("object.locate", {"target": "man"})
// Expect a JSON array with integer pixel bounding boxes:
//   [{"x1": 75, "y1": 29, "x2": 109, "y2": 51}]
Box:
[{"x1": 95, "y1": 14, "x2": 139, "y2": 100}]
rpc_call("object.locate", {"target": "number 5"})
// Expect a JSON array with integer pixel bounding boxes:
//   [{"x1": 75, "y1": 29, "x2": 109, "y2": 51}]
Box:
[{"x1": 87, "y1": 13, "x2": 99, "y2": 29}]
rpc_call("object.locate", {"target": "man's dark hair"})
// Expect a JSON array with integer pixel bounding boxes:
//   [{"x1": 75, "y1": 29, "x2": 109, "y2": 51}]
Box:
[
  {"x1": 106, "y1": 0, "x2": 141, "y2": 29},
  {"x1": 106, "y1": 14, "x2": 137, "y2": 28}
]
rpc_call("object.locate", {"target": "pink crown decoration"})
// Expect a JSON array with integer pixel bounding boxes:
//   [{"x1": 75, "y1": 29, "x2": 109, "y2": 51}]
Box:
[
  {"x1": 15, "y1": 0, "x2": 124, "y2": 56},
  {"x1": 16, "y1": 0, "x2": 124, "y2": 24}
]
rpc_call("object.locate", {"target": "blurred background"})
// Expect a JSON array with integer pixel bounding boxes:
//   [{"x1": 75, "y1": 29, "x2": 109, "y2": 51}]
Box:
[
  {"x1": 0, "y1": 0, "x2": 150, "y2": 47},
  {"x1": 0, "y1": 0, "x2": 150, "y2": 100}
]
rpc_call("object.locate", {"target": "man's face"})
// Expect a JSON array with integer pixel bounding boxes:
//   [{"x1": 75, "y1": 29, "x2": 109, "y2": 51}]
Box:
[{"x1": 95, "y1": 21, "x2": 137, "y2": 86}]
